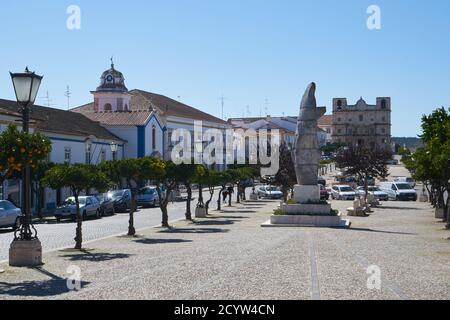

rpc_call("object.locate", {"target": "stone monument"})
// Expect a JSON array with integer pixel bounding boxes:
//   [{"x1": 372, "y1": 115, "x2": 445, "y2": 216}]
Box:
[{"x1": 262, "y1": 83, "x2": 350, "y2": 228}]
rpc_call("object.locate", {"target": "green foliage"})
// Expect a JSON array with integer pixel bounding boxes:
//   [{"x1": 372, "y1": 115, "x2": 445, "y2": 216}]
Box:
[
  {"x1": 43, "y1": 163, "x2": 109, "y2": 194},
  {"x1": 0, "y1": 124, "x2": 51, "y2": 178}
]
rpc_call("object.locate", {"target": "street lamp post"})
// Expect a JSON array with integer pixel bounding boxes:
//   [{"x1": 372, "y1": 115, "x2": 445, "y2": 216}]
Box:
[
  {"x1": 194, "y1": 139, "x2": 207, "y2": 217},
  {"x1": 110, "y1": 142, "x2": 118, "y2": 161},
  {"x1": 9, "y1": 67, "x2": 43, "y2": 267}
]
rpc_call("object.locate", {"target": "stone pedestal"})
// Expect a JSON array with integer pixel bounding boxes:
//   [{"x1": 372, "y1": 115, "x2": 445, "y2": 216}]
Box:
[
  {"x1": 293, "y1": 185, "x2": 320, "y2": 203},
  {"x1": 262, "y1": 184, "x2": 350, "y2": 228},
  {"x1": 195, "y1": 207, "x2": 207, "y2": 218},
  {"x1": 435, "y1": 207, "x2": 446, "y2": 219},
  {"x1": 419, "y1": 194, "x2": 428, "y2": 202},
  {"x1": 9, "y1": 239, "x2": 43, "y2": 267},
  {"x1": 347, "y1": 199, "x2": 369, "y2": 217}
]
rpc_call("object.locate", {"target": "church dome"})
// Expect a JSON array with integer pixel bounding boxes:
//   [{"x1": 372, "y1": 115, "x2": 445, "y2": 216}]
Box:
[{"x1": 96, "y1": 61, "x2": 128, "y2": 93}]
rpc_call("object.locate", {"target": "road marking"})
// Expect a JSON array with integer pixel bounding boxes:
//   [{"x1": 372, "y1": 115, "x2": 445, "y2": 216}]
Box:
[{"x1": 309, "y1": 237, "x2": 321, "y2": 300}]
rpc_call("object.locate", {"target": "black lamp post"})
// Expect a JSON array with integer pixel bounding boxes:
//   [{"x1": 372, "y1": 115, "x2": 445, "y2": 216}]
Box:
[
  {"x1": 110, "y1": 142, "x2": 118, "y2": 161},
  {"x1": 9, "y1": 67, "x2": 43, "y2": 267}
]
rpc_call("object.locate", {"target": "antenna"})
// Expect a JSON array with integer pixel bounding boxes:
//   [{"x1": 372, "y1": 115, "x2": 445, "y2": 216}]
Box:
[
  {"x1": 264, "y1": 98, "x2": 269, "y2": 116},
  {"x1": 39, "y1": 91, "x2": 53, "y2": 107},
  {"x1": 246, "y1": 105, "x2": 251, "y2": 117},
  {"x1": 64, "y1": 85, "x2": 72, "y2": 110},
  {"x1": 218, "y1": 94, "x2": 227, "y2": 120}
]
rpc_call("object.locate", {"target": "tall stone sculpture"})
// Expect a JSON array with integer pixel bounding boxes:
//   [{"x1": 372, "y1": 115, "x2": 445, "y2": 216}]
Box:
[
  {"x1": 294, "y1": 82, "x2": 326, "y2": 186},
  {"x1": 262, "y1": 83, "x2": 350, "y2": 228}
]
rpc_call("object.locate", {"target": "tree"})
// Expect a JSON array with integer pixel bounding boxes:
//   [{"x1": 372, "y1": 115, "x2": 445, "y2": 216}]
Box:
[
  {"x1": 336, "y1": 145, "x2": 392, "y2": 199},
  {"x1": 175, "y1": 164, "x2": 196, "y2": 221},
  {"x1": 116, "y1": 158, "x2": 145, "y2": 236},
  {"x1": 142, "y1": 157, "x2": 180, "y2": 228},
  {"x1": 192, "y1": 165, "x2": 208, "y2": 209},
  {"x1": 31, "y1": 161, "x2": 55, "y2": 219},
  {"x1": 274, "y1": 143, "x2": 297, "y2": 202},
  {"x1": 0, "y1": 124, "x2": 52, "y2": 201},
  {"x1": 43, "y1": 164, "x2": 109, "y2": 249},
  {"x1": 204, "y1": 169, "x2": 220, "y2": 214},
  {"x1": 408, "y1": 107, "x2": 450, "y2": 228}
]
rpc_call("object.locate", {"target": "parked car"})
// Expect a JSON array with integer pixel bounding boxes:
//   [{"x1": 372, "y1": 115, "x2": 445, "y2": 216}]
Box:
[
  {"x1": 96, "y1": 193, "x2": 115, "y2": 216},
  {"x1": 136, "y1": 186, "x2": 160, "y2": 207},
  {"x1": 393, "y1": 177, "x2": 416, "y2": 188},
  {"x1": 379, "y1": 182, "x2": 418, "y2": 201},
  {"x1": 0, "y1": 200, "x2": 21, "y2": 230},
  {"x1": 386, "y1": 159, "x2": 399, "y2": 165},
  {"x1": 358, "y1": 176, "x2": 375, "y2": 187},
  {"x1": 320, "y1": 185, "x2": 330, "y2": 200},
  {"x1": 256, "y1": 186, "x2": 283, "y2": 199},
  {"x1": 318, "y1": 177, "x2": 326, "y2": 186},
  {"x1": 54, "y1": 196, "x2": 101, "y2": 222},
  {"x1": 356, "y1": 186, "x2": 389, "y2": 201},
  {"x1": 107, "y1": 189, "x2": 132, "y2": 212},
  {"x1": 331, "y1": 185, "x2": 357, "y2": 200}
]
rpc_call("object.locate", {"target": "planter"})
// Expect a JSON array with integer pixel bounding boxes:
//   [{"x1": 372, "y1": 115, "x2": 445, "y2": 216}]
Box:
[{"x1": 195, "y1": 207, "x2": 207, "y2": 218}]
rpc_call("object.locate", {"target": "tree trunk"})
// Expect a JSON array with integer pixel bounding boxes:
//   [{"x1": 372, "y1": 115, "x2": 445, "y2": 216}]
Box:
[
  {"x1": 364, "y1": 174, "x2": 369, "y2": 201},
  {"x1": 205, "y1": 187, "x2": 214, "y2": 214},
  {"x1": 128, "y1": 194, "x2": 136, "y2": 236},
  {"x1": 228, "y1": 187, "x2": 232, "y2": 207},
  {"x1": 242, "y1": 187, "x2": 247, "y2": 201},
  {"x1": 282, "y1": 186, "x2": 288, "y2": 202},
  {"x1": 185, "y1": 184, "x2": 192, "y2": 220},
  {"x1": 157, "y1": 186, "x2": 170, "y2": 228},
  {"x1": 74, "y1": 192, "x2": 83, "y2": 250},
  {"x1": 236, "y1": 183, "x2": 241, "y2": 204},
  {"x1": 217, "y1": 187, "x2": 225, "y2": 211}
]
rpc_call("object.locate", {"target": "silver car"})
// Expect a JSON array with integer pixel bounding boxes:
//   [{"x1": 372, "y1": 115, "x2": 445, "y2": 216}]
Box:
[
  {"x1": 0, "y1": 200, "x2": 21, "y2": 230},
  {"x1": 331, "y1": 185, "x2": 357, "y2": 200},
  {"x1": 257, "y1": 186, "x2": 283, "y2": 199},
  {"x1": 356, "y1": 186, "x2": 389, "y2": 201},
  {"x1": 54, "y1": 196, "x2": 101, "y2": 221}
]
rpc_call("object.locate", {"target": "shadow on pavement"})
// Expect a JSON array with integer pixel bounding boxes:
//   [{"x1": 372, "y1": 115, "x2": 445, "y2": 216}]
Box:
[
  {"x1": 193, "y1": 219, "x2": 241, "y2": 226},
  {"x1": 134, "y1": 238, "x2": 192, "y2": 245},
  {"x1": 378, "y1": 206, "x2": 421, "y2": 211},
  {"x1": 159, "y1": 228, "x2": 229, "y2": 234},
  {"x1": 60, "y1": 250, "x2": 132, "y2": 262},
  {"x1": 349, "y1": 227, "x2": 417, "y2": 235},
  {"x1": 220, "y1": 210, "x2": 257, "y2": 213},
  {"x1": 0, "y1": 267, "x2": 90, "y2": 297}
]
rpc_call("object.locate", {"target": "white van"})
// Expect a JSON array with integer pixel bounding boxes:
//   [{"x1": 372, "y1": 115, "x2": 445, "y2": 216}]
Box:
[
  {"x1": 379, "y1": 182, "x2": 417, "y2": 201},
  {"x1": 393, "y1": 177, "x2": 416, "y2": 188}
]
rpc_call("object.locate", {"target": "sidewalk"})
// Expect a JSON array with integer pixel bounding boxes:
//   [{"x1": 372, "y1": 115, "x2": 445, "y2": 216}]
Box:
[{"x1": 0, "y1": 199, "x2": 449, "y2": 300}]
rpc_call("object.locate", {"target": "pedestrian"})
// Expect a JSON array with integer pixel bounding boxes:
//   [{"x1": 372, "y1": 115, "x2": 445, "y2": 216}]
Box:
[{"x1": 222, "y1": 190, "x2": 229, "y2": 203}]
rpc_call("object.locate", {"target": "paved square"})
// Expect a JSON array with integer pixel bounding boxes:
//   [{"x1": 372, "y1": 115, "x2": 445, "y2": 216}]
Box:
[{"x1": 0, "y1": 198, "x2": 449, "y2": 300}]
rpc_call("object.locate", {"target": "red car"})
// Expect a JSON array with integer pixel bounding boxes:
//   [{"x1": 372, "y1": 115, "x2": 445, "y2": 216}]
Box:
[{"x1": 320, "y1": 185, "x2": 330, "y2": 200}]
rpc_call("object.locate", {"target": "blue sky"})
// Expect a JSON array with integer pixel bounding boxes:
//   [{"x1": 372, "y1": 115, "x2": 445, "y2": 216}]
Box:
[{"x1": 0, "y1": 0, "x2": 449, "y2": 137}]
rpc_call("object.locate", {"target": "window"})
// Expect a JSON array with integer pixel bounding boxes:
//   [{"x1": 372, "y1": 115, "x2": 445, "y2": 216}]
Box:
[
  {"x1": 64, "y1": 147, "x2": 71, "y2": 163},
  {"x1": 85, "y1": 143, "x2": 92, "y2": 164},
  {"x1": 326, "y1": 128, "x2": 331, "y2": 134},
  {"x1": 101, "y1": 148, "x2": 106, "y2": 162},
  {"x1": 381, "y1": 128, "x2": 386, "y2": 134},
  {"x1": 104, "y1": 103, "x2": 112, "y2": 111},
  {"x1": 337, "y1": 100, "x2": 343, "y2": 110},
  {"x1": 348, "y1": 128, "x2": 353, "y2": 134},
  {"x1": 381, "y1": 99, "x2": 387, "y2": 109},
  {"x1": 337, "y1": 129, "x2": 342, "y2": 134},
  {"x1": 359, "y1": 114, "x2": 364, "y2": 122},
  {"x1": 152, "y1": 125, "x2": 157, "y2": 150},
  {"x1": 337, "y1": 117, "x2": 341, "y2": 122},
  {"x1": 382, "y1": 116, "x2": 386, "y2": 122}
]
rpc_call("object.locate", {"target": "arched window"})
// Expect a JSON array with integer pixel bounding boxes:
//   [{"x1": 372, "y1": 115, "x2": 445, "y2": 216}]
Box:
[
  {"x1": 381, "y1": 99, "x2": 387, "y2": 109},
  {"x1": 104, "y1": 103, "x2": 112, "y2": 111},
  {"x1": 337, "y1": 100, "x2": 343, "y2": 110},
  {"x1": 152, "y1": 125, "x2": 156, "y2": 150}
]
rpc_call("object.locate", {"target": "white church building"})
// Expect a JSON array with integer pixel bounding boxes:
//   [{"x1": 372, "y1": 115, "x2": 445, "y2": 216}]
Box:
[{"x1": 0, "y1": 62, "x2": 230, "y2": 214}]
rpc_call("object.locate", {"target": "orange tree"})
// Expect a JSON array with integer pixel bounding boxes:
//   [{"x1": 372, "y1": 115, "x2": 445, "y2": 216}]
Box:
[
  {"x1": 43, "y1": 164, "x2": 110, "y2": 250},
  {"x1": 0, "y1": 124, "x2": 51, "y2": 189}
]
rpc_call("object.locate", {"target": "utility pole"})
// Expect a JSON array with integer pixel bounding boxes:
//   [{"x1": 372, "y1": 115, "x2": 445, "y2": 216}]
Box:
[
  {"x1": 264, "y1": 98, "x2": 269, "y2": 117},
  {"x1": 64, "y1": 85, "x2": 72, "y2": 110},
  {"x1": 219, "y1": 94, "x2": 227, "y2": 120}
]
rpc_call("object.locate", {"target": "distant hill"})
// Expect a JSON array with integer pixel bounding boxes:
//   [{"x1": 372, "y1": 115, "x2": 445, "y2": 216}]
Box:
[{"x1": 392, "y1": 137, "x2": 423, "y2": 150}]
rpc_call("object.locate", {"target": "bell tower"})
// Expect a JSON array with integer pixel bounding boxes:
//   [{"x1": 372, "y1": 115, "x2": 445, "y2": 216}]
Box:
[{"x1": 92, "y1": 59, "x2": 131, "y2": 112}]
